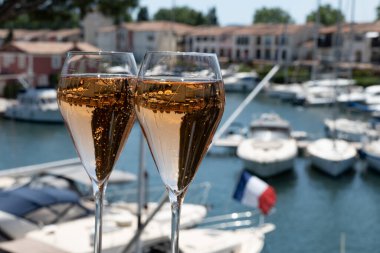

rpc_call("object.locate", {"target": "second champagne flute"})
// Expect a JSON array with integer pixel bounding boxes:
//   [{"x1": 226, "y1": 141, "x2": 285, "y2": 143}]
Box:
[
  {"x1": 57, "y1": 51, "x2": 137, "y2": 253},
  {"x1": 135, "y1": 51, "x2": 225, "y2": 253}
]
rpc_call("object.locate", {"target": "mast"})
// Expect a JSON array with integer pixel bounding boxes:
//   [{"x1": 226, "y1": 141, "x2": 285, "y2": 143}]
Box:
[
  {"x1": 347, "y1": 0, "x2": 355, "y2": 79},
  {"x1": 311, "y1": 0, "x2": 321, "y2": 83}
]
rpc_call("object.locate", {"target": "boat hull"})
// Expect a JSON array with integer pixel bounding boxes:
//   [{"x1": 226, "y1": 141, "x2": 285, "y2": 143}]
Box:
[
  {"x1": 241, "y1": 156, "x2": 295, "y2": 178},
  {"x1": 308, "y1": 154, "x2": 355, "y2": 177},
  {"x1": 307, "y1": 139, "x2": 357, "y2": 176},
  {"x1": 4, "y1": 107, "x2": 63, "y2": 123},
  {"x1": 237, "y1": 138, "x2": 297, "y2": 177}
]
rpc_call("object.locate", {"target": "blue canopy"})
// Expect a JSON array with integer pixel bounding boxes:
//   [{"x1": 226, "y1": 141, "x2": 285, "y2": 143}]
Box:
[{"x1": 0, "y1": 186, "x2": 81, "y2": 217}]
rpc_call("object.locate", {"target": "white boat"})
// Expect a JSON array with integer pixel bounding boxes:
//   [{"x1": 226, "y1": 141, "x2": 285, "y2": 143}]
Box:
[
  {"x1": 304, "y1": 86, "x2": 336, "y2": 106},
  {"x1": 180, "y1": 210, "x2": 275, "y2": 253},
  {"x1": 4, "y1": 88, "x2": 63, "y2": 123},
  {"x1": 361, "y1": 140, "x2": 380, "y2": 172},
  {"x1": 0, "y1": 159, "x2": 209, "y2": 253},
  {"x1": 213, "y1": 123, "x2": 246, "y2": 153},
  {"x1": 0, "y1": 158, "x2": 274, "y2": 253},
  {"x1": 303, "y1": 78, "x2": 356, "y2": 88},
  {"x1": 223, "y1": 72, "x2": 258, "y2": 92},
  {"x1": 295, "y1": 79, "x2": 356, "y2": 106},
  {"x1": 267, "y1": 83, "x2": 304, "y2": 101},
  {"x1": 324, "y1": 118, "x2": 378, "y2": 142},
  {"x1": 307, "y1": 138, "x2": 357, "y2": 176},
  {"x1": 180, "y1": 224, "x2": 274, "y2": 253},
  {"x1": 237, "y1": 113, "x2": 297, "y2": 177},
  {"x1": 344, "y1": 85, "x2": 380, "y2": 112}
]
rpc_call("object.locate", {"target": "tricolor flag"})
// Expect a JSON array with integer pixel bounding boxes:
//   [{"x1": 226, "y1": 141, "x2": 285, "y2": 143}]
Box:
[{"x1": 233, "y1": 170, "x2": 276, "y2": 215}]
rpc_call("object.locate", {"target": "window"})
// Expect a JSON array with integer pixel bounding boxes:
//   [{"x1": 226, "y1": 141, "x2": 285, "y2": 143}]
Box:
[
  {"x1": 18, "y1": 54, "x2": 26, "y2": 69},
  {"x1": 236, "y1": 36, "x2": 249, "y2": 45},
  {"x1": 256, "y1": 50, "x2": 261, "y2": 59},
  {"x1": 220, "y1": 48, "x2": 224, "y2": 57},
  {"x1": 265, "y1": 49, "x2": 271, "y2": 60},
  {"x1": 264, "y1": 36, "x2": 271, "y2": 46},
  {"x1": 236, "y1": 49, "x2": 241, "y2": 59},
  {"x1": 147, "y1": 34, "x2": 155, "y2": 41},
  {"x1": 38, "y1": 75, "x2": 49, "y2": 86},
  {"x1": 282, "y1": 50, "x2": 287, "y2": 60},
  {"x1": 51, "y1": 56, "x2": 61, "y2": 69},
  {"x1": 280, "y1": 35, "x2": 288, "y2": 45},
  {"x1": 256, "y1": 36, "x2": 261, "y2": 45},
  {"x1": 3, "y1": 53, "x2": 15, "y2": 67}
]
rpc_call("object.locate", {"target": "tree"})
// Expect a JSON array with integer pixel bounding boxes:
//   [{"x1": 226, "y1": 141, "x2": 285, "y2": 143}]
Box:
[
  {"x1": 154, "y1": 6, "x2": 205, "y2": 26},
  {"x1": 306, "y1": 4, "x2": 345, "y2": 26},
  {"x1": 376, "y1": 5, "x2": 380, "y2": 21},
  {"x1": 205, "y1": 7, "x2": 218, "y2": 25},
  {"x1": 253, "y1": 7, "x2": 294, "y2": 24},
  {"x1": 0, "y1": 0, "x2": 138, "y2": 28},
  {"x1": 137, "y1": 6, "x2": 149, "y2": 21}
]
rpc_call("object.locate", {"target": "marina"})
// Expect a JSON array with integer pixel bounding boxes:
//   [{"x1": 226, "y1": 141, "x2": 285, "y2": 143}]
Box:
[{"x1": 1, "y1": 89, "x2": 380, "y2": 252}]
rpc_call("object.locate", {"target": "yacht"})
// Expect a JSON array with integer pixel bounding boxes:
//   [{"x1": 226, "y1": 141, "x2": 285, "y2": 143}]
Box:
[
  {"x1": 4, "y1": 88, "x2": 63, "y2": 123},
  {"x1": 237, "y1": 113, "x2": 297, "y2": 177},
  {"x1": 267, "y1": 83, "x2": 304, "y2": 101},
  {"x1": 223, "y1": 72, "x2": 258, "y2": 92},
  {"x1": 213, "y1": 123, "x2": 246, "y2": 153},
  {"x1": 307, "y1": 138, "x2": 357, "y2": 176},
  {"x1": 361, "y1": 140, "x2": 380, "y2": 172},
  {"x1": 324, "y1": 118, "x2": 378, "y2": 142},
  {"x1": 0, "y1": 159, "x2": 274, "y2": 253}
]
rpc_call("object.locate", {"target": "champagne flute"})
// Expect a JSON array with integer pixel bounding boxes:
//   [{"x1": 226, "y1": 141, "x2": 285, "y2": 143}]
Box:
[
  {"x1": 57, "y1": 51, "x2": 137, "y2": 253},
  {"x1": 135, "y1": 51, "x2": 225, "y2": 252}
]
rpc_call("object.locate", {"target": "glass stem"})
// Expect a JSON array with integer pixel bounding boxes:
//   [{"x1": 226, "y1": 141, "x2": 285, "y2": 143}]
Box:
[
  {"x1": 169, "y1": 190, "x2": 183, "y2": 253},
  {"x1": 92, "y1": 182, "x2": 107, "y2": 253}
]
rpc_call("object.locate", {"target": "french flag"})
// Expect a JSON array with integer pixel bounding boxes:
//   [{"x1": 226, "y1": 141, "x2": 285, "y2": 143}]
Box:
[{"x1": 233, "y1": 170, "x2": 276, "y2": 215}]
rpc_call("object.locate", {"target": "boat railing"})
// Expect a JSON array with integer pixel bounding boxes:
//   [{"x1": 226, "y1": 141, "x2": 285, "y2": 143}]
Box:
[
  {"x1": 197, "y1": 210, "x2": 264, "y2": 230},
  {"x1": 106, "y1": 181, "x2": 211, "y2": 206}
]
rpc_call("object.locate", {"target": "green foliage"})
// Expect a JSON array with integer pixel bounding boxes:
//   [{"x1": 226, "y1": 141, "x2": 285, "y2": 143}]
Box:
[
  {"x1": 256, "y1": 65, "x2": 310, "y2": 84},
  {"x1": 205, "y1": 7, "x2": 218, "y2": 25},
  {"x1": 253, "y1": 7, "x2": 294, "y2": 24},
  {"x1": 154, "y1": 6, "x2": 206, "y2": 26},
  {"x1": 3, "y1": 82, "x2": 23, "y2": 99},
  {"x1": 137, "y1": 6, "x2": 149, "y2": 21},
  {"x1": 237, "y1": 64, "x2": 252, "y2": 72},
  {"x1": 352, "y1": 69, "x2": 380, "y2": 87},
  {"x1": 0, "y1": 0, "x2": 138, "y2": 29},
  {"x1": 306, "y1": 4, "x2": 345, "y2": 26},
  {"x1": 376, "y1": 5, "x2": 380, "y2": 21},
  {"x1": 98, "y1": 0, "x2": 138, "y2": 24}
]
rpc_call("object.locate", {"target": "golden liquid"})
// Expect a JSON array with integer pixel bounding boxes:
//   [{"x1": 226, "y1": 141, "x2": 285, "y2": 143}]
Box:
[
  {"x1": 135, "y1": 79, "x2": 225, "y2": 195},
  {"x1": 57, "y1": 75, "x2": 136, "y2": 185}
]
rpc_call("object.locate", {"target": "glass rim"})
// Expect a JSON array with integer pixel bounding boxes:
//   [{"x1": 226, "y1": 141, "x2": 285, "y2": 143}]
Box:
[
  {"x1": 145, "y1": 51, "x2": 218, "y2": 57},
  {"x1": 66, "y1": 51, "x2": 135, "y2": 56}
]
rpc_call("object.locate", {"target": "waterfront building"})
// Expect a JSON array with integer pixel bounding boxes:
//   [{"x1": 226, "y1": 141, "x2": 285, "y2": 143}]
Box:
[
  {"x1": 0, "y1": 41, "x2": 98, "y2": 90},
  {"x1": 184, "y1": 26, "x2": 240, "y2": 62},
  {"x1": 96, "y1": 21, "x2": 193, "y2": 62},
  {"x1": 317, "y1": 21, "x2": 380, "y2": 66}
]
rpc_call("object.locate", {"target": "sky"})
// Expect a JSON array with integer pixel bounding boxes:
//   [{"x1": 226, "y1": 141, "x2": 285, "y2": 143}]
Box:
[{"x1": 139, "y1": 0, "x2": 380, "y2": 26}]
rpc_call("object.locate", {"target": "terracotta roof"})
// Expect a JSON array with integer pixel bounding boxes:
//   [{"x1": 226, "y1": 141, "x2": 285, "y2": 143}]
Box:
[
  {"x1": 2, "y1": 41, "x2": 99, "y2": 54},
  {"x1": 0, "y1": 28, "x2": 81, "y2": 40},
  {"x1": 319, "y1": 21, "x2": 380, "y2": 34},
  {"x1": 187, "y1": 26, "x2": 240, "y2": 36},
  {"x1": 122, "y1": 21, "x2": 194, "y2": 35},
  {"x1": 233, "y1": 24, "x2": 310, "y2": 36},
  {"x1": 98, "y1": 25, "x2": 117, "y2": 33},
  {"x1": 46, "y1": 29, "x2": 81, "y2": 39}
]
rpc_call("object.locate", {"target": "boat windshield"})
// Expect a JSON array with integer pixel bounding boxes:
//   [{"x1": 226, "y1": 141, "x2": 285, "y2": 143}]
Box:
[{"x1": 251, "y1": 128, "x2": 290, "y2": 141}]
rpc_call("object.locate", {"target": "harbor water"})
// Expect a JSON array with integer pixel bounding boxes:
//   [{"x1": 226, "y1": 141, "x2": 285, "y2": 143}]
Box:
[{"x1": 1, "y1": 93, "x2": 380, "y2": 252}]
